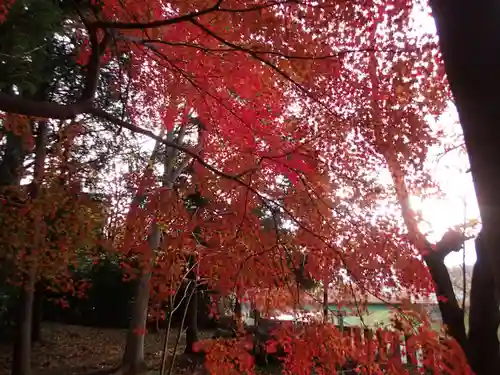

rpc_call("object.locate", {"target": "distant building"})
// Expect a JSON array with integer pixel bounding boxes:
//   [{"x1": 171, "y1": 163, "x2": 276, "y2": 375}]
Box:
[{"x1": 324, "y1": 289, "x2": 441, "y2": 328}]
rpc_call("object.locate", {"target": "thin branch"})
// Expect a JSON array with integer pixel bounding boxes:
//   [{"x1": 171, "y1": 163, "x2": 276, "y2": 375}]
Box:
[
  {"x1": 92, "y1": 0, "x2": 296, "y2": 30},
  {"x1": 121, "y1": 36, "x2": 233, "y2": 53},
  {"x1": 217, "y1": 0, "x2": 298, "y2": 13},
  {"x1": 92, "y1": 0, "x2": 223, "y2": 30},
  {"x1": 0, "y1": 92, "x2": 247, "y2": 185},
  {"x1": 251, "y1": 43, "x2": 439, "y2": 61},
  {"x1": 189, "y1": 19, "x2": 340, "y2": 119}
]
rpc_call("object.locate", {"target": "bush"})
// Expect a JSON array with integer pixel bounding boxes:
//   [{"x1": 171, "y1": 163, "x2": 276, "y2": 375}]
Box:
[{"x1": 43, "y1": 259, "x2": 135, "y2": 328}]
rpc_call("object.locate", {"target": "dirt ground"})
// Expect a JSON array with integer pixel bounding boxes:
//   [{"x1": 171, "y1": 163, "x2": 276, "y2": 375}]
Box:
[{"x1": 0, "y1": 323, "x2": 211, "y2": 375}]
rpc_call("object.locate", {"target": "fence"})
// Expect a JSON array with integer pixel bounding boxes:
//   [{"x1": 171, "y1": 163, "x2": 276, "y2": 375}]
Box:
[
  {"x1": 252, "y1": 319, "x2": 433, "y2": 370},
  {"x1": 334, "y1": 325, "x2": 462, "y2": 374},
  {"x1": 338, "y1": 326, "x2": 424, "y2": 367}
]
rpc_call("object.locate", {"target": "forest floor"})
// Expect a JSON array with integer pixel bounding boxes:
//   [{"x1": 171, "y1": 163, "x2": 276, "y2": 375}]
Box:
[{"x1": 0, "y1": 323, "x2": 213, "y2": 375}]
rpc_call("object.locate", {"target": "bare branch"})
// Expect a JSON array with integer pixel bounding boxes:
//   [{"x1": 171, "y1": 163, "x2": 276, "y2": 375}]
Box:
[
  {"x1": 91, "y1": 0, "x2": 223, "y2": 30},
  {"x1": 91, "y1": 0, "x2": 296, "y2": 30}
]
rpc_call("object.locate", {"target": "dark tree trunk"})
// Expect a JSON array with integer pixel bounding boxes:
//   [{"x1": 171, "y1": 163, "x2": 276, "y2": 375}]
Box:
[
  {"x1": 424, "y1": 236, "x2": 500, "y2": 375},
  {"x1": 12, "y1": 272, "x2": 36, "y2": 375},
  {"x1": 429, "y1": 1, "x2": 500, "y2": 373},
  {"x1": 12, "y1": 119, "x2": 48, "y2": 375},
  {"x1": 31, "y1": 282, "x2": 44, "y2": 343},
  {"x1": 0, "y1": 87, "x2": 35, "y2": 188},
  {"x1": 467, "y1": 235, "x2": 500, "y2": 374},
  {"x1": 430, "y1": 0, "x2": 500, "y2": 300},
  {"x1": 184, "y1": 255, "x2": 199, "y2": 355},
  {"x1": 234, "y1": 297, "x2": 242, "y2": 321},
  {"x1": 184, "y1": 283, "x2": 199, "y2": 354},
  {"x1": 0, "y1": 129, "x2": 25, "y2": 187},
  {"x1": 323, "y1": 280, "x2": 329, "y2": 323},
  {"x1": 424, "y1": 251, "x2": 468, "y2": 353}
]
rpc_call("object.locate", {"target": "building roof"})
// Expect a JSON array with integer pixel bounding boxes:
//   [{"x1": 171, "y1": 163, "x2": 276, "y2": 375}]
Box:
[{"x1": 323, "y1": 286, "x2": 437, "y2": 307}]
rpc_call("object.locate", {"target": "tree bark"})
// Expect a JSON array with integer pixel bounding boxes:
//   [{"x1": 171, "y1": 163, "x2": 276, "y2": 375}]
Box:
[
  {"x1": 31, "y1": 282, "x2": 44, "y2": 343},
  {"x1": 119, "y1": 122, "x2": 192, "y2": 374},
  {"x1": 430, "y1": 0, "x2": 500, "y2": 301},
  {"x1": 323, "y1": 280, "x2": 329, "y2": 323},
  {"x1": 12, "y1": 119, "x2": 48, "y2": 375},
  {"x1": 12, "y1": 267, "x2": 37, "y2": 375},
  {"x1": 217, "y1": 295, "x2": 226, "y2": 316},
  {"x1": 120, "y1": 268, "x2": 153, "y2": 375},
  {"x1": 117, "y1": 127, "x2": 166, "y2": 375},
  {"x1": 0, "y1": 87, "x2": 43, "y2": 188},
  {"x1": 423, "y1": 235, "x2": 500, "y2": 375},
  {"x1": 467, "y1": 234, "x2": 500, "y2": 375},
  {"x1": 423, "y1": 251, "x2": 468, "y2": 353},
  {"x1": 0, "y1": 127, "x2": 26, "y2": 186},
  {"x1": 234, "y1": 297, "x2": 242, "y2": 321},
  {"x1": 119, "y1": 219, "x2": 163, "y2": 375},
  {"x1": 429, "y1": 1, "x2": 500, "y2": 372}
]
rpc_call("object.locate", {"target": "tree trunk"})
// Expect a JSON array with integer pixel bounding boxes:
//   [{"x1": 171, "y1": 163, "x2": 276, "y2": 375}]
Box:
[
  {"x1": 118, "y1": 121, "x2": 191, "y2": 373},
  {"x1": 234, "y1": 297, "x2": 242, "y2": 321},
  {"x1": 217, "y1": 295, "x2": 226, "y2": 316},
  {"x1": 424, "y1": 251, "x2": 469, "y2": 350},
  {"x1": 184, "y1": 282, "x2": 198, "y2": 354},
  {"x1": 31, "y1": 282, "x2": 44, "y2": 343},
  {"x1": 0, "y1": 123, "x2": 26, "y2": 366},
  {"x1": 12, "y1": 119, "x2": 48, "y2": 375},
  {"x1": 184, "y1": 254, "x2": 199, "y2": 354},
  {"x1": 118, "y1": 129, "x2": 167, "y2": 375},
  {"x1": 12, "y1": 267, "x2": 36, "y2": 375},
  {"x1": 467, "y1": 234, "x2": 500, "y2": 374},
  {"x1": 0, "y1": 87, "x2": 38, "y2": 188},
  {"x1": 0, "y1": 128, "x2": 25, "y2": 186},
  {"x1": 120, "y1": 270, "x2": 152, "y2": 375},
  {"x1": 423, "y1": 236, "x2": 500, "y2": 375},
  {"x1": 430, "y1": 0, "x2": 500, "y2": 301},
  {"x1": 119, "y1": 220, "x2": 162, "y2": 374},
  {"x1": 323, "y1": 280, "x2": 329, "y2": 323},
  {"x1": 429, "y1": 1, "x2": 500, "y2": 372}
]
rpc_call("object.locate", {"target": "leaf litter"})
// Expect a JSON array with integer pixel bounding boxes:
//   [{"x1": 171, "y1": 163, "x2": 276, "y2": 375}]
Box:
[{"x1": 0, "y1": 323, "x2": 211, "y2": 375}]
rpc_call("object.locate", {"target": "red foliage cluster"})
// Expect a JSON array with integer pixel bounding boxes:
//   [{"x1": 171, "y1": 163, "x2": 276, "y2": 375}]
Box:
[{"x1": 0, "y1": 0, "x2": 15, "y2": 24}]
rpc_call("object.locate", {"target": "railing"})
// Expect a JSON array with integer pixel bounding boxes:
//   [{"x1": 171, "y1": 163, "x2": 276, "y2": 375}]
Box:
[
  {"x1": 252, "y1": 320, "x2": 445, "y2": 373},
  {"x1": 338, "y1": 326, "x2": 424, "y2": 368},
  {"x1": 335, "y1": 325, "x2": 459, "y2": 374}
]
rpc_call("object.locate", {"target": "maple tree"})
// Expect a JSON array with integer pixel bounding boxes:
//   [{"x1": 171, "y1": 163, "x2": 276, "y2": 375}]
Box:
[
  {"x1": 0, "y1": 121, "x2": 107, "y2": 375},
  {"x1": 0, "y1": 3, "x2": 153, "y2": 374},
  {"x1": 1, "y1": 0, "x2": 497, "y2": 375}
]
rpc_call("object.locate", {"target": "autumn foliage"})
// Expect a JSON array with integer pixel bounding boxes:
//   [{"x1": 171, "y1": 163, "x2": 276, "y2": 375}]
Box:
[
  {"x1": 0, "y1": 121, "x2": 103, "y2": 303},
  {"x1": 0, "y1": 0, "x2": 476, "y2": 374}
]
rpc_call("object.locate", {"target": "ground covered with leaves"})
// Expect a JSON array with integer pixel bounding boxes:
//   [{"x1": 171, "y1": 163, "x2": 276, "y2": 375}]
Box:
[{"x1": 0, "y1": 323, "x2": 212, "y2": 375}]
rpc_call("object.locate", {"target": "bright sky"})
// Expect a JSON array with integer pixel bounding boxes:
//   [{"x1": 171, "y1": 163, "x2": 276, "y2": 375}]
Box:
[
  {"x1": 412, "y1": 108, "x2": 478, "y2": 267},
  {"x1": 409, "y1": 5, "x2": 479, "y2": 268}
]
